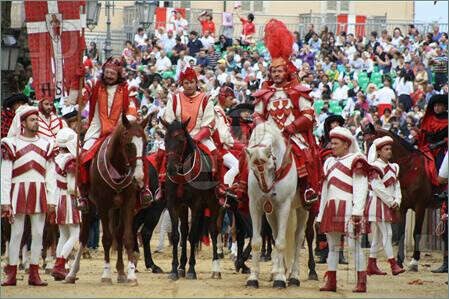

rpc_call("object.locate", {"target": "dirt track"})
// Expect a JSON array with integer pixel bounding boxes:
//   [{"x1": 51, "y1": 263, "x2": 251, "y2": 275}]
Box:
[{"x1": 1, "y1": 235, "x2": 448, "y2": 298}]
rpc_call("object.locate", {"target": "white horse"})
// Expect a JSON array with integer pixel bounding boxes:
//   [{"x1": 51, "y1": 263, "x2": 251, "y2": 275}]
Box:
[{"x1": 245, "y1": 120, "x2": 309, "y2": 288}]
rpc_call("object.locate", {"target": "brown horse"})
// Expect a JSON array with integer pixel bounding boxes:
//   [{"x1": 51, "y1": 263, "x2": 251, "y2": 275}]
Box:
[
  {"x1": 65, "y1": 114, "x2": 148, "y2": 285},
  {"x1": 363, "y1": 126, "x2": 439, "y2": 270},
  {"x1": 160, "y1": 118, "x2": 221, "y2": 280}
]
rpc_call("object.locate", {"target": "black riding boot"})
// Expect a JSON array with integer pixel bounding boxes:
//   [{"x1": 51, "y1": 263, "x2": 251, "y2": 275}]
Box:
[{"x1": 432, "y1": 254, "x2": 448, "y2": 273}]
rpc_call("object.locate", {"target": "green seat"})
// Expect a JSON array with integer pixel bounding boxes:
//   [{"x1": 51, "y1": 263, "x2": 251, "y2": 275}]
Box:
[
  {"x1": 332, "y1": 106, "x2": 343, "y2": 115},
  {"x1": 313, "y1": 100, "x2": 324, "y2": 115},
  {"x1": 358, "y1": 76, "x2": 369, "y2": 91},
  {"x1": 329, "y1": 100, "x2": 339, "y2": 108},
  {"x1": 332, "y1": 82, "x2": 339, "y2": 92},
  {"x1": 370, "y1": 72, "x2": 382, "y2": 83},
  {"x1": 162, "y1": 71, "x2": 174, "y2": 79},
  {"x1": 373, "y1": 66, "x2": 379, "y2": 73}
]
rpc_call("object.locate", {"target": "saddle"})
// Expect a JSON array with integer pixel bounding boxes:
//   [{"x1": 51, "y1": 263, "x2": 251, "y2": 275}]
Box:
[{"x1": 96, "y1": 136, "x2": 133, "y2": 193}]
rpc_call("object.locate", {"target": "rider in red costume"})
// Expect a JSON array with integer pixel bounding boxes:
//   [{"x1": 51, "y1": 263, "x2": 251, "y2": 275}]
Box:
[
  {"x1": 417, "y1": 94, "x2": 448, "y2": 189},
  {"x1": 231, "y1": 19, "x2": 323, "y2": 209}
]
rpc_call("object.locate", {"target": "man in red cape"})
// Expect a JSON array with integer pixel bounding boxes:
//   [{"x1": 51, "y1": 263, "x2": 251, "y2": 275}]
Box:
[{"x1": 232, "y1": 19, "x2": 323, "y2": 212}]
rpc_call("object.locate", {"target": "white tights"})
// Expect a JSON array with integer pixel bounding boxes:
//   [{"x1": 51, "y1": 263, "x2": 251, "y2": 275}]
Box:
[
  {"x1": 56, "y1": 224, "x2": 80, "y2": 259},
  {"x1": 223, "y1": 152, "x2": 239, "y2": 186},
  {"x1": 369, "y1": 221, "x2": 394, "y2": 259},
  {"x1": 326, "y1": 232, "x2": 366, "y2": 271},
  {"x1": 9, "y1": 214, "x2": 45, "y2": 266}
]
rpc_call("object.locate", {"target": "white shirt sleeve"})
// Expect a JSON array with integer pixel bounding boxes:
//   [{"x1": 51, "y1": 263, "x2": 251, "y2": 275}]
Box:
[
  {"x1": 352, "y1": 173, "x2": 368, "y2": 216},
  {"x1": 163, "y1": 95, "x2": 176, "y2": 123},
  {"x1": 45, "y1": 159, "x2": 57, "y2": 206},
  {"x1": 370, "y1": 177, "x2": 395, "y2": 207},
  {"x1": 215, "y1": 109, "x2": 235, "y2": 148},
  {"x1": 439, "y1": 152, "x2": 448, "y2": 179},
  {"x1": 1, "y1": 159, "x2": 13, "y2": 205}
]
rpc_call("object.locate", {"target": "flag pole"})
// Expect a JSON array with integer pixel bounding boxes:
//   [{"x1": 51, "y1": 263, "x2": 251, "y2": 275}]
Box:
[{"x1": 74, "y1": 2, "x2": 86, "y2": 201}]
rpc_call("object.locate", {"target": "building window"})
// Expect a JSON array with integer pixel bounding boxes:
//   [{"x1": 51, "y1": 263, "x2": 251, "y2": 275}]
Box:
[
  {"x1": 327, "y1": 1, "x2": 337, "y2": 11},
  {"x1": 241, "y1": 1, "x2": 264, "y2": 12},
  {"x1": 340, "y1": 0, "x2": 350, "y2": 12}
]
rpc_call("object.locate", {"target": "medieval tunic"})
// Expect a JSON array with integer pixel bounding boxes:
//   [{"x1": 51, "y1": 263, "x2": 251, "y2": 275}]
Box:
[
  {"x1": 317, "y1": 153, "x2": 369, "y2": 233},
  {"x1": 37, "y1": 111, "x2": 64, "y2": 142},
  {"x1": 163, "y1": 91, "x2": 216, "y2": 152},
  {"x1": 54, "y1": 152, "x2": 81, "y2": 224},
  {"x1": 83, "y1": 82, "x2": 137, "y2": 151},
  {"x1": 366, "y1": 159, "x2": 402, "y2": 223},
  {"x1": 213, "y1": 105, "x2": 235, "y2": 155},
  {"x1": 1, "y1": 135, "x2": 57, "y2": 215}
]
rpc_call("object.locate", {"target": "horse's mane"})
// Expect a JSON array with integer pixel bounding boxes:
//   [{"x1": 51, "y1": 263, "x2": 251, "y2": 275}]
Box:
[
  {"x1": 249, "y1": 120, "x2": 280, "y2": 148},
  {"x1": 167, "y1": 120, "x2": 196, "y2": 152},
  {"x1": 376, "y1": 128, "x2": 421, "y2": 154}
]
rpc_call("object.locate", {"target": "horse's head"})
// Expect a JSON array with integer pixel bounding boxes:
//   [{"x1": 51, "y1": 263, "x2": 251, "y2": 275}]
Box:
[
  {"x1": 160, "y1": 117, "x2": 192, "y2": 177},
  {"x1": 361, "y1": 122, "x2": 377, "y2": 149},
  {"x1": 114, "y1": 113, "x2": 149, "y2": 188},
  {"x1": 245, "y1": 122, "x2": 279, "y2": 192}
]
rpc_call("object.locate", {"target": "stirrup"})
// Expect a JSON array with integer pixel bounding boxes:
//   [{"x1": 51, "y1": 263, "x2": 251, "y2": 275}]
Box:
[
  {"x1": 74, "y1": 197, "x2": 89, "y2": 214},
  {"x1": 140, "y1": 188, "x2": 153, "y2": 207},
  {"x1": 303, "y1": 188, "x2": 318, "y2": 209}
]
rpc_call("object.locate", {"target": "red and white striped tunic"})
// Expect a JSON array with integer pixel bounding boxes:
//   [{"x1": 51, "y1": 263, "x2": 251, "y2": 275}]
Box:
[
  {"x1": 38, "y1": 112, "x2": 64, "y2": 142},
  {"x1": 366, "y1": 160, "x2": 401, "y2": 223},
  {"x1": 55, "y1": 153, "x2": 81, "y2": 225},
  {"x1": 317, "y1": 153, "x2": 369, "y2": 233},
  {"x1": 1, "y1": 135, "x2": 57, "y2": 215}
]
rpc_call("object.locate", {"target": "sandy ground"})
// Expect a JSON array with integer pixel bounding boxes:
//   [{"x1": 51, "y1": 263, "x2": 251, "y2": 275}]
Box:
[{"x1": 1, "y1": 234, "x2": 448, "y2": 298}]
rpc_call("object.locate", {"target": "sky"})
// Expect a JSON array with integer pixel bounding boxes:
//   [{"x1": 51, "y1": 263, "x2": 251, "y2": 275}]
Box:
[{"x1": 414, "y1": 0, "x2": 449, "y2": 23}]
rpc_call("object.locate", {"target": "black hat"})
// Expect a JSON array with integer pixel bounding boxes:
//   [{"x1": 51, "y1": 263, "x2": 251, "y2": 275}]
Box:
[
  {"x1": 3, "y1": 93, "x2": 28, "y2": 109},
  {"x1": 324, "y1": 114, "x2": 345, "y2": 140},
  {"x1": 62, "y1": 110, "x2": 78, "y2": 121},
  {"x1": 428, "y1": 94, "x2": 448, "y2": 109},
  {"x1": 227, "y1": 103, "x2": 254, "y2": 118}
]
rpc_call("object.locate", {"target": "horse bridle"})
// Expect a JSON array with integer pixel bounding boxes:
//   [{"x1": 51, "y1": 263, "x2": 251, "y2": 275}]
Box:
[{"x1": 253, "y1": 152, "x2": 278, "y2": 194}]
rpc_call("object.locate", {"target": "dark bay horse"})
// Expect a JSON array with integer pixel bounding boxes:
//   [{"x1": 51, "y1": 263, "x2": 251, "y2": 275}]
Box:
[
  {"x1": 132, "y1": 161, "x2": 165, "y2": 274},
  {"x1": 65, "y1": 114, "x2": 148, "y2": 285},
  {"x1": 160, "y1": 118, "x2": 221, "y2": 280},
  {"x1": 363, "y1": 127, "x2": 439, "y2": 270}
]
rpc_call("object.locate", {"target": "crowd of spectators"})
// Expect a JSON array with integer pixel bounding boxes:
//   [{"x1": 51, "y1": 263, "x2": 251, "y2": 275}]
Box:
[{"x1": 75, "y1": 11, "x2": 448, "y2": 153}]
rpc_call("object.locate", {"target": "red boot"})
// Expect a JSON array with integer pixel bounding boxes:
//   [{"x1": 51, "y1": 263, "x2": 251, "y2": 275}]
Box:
[
  {"x1": 28, "y1": 264, "x2": 48, "y2": 286},
  {"x1": 388, "y1": 258, "x2": 405, "y2": 276},
  {"x1": 51, "y1": 257, "x2": 67, "y2": 281},
  {"x1": 367, "y1": 257, "x2": 387, "y2": 275},
  {"x1": 1, "y1": 265, "x2": 17, "y2": 286},
  {"x1": 319, "y1": 271, "x2": 337, "y2": 292},
  {"x1": 352, "y1": 271, "x2": 367, "y2": 293}
]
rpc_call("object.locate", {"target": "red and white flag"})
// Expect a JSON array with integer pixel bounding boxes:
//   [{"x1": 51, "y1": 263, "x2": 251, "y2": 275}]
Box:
[
  {"x1": 155, "y1": 7, "x2": 186, "y2": 30},
  {"x1": 24, "y1": 0, "x2": 85, "y2": 101}
]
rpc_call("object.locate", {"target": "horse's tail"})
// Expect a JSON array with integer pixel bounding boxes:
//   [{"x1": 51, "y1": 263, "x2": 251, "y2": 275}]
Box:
[{"x1": 284, "y1": 207, "x2": 297, "y2": 277}]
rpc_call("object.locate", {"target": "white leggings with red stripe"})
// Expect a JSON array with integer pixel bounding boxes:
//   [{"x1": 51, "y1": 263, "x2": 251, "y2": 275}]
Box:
[
  {"x1": 8, "y1": 214, "x2": 45, "y2": 266},
  {"x1": 56, "y1": 224, "x2": 80, "y2": 259},
  {"x1": 326, "y1": 232, "x2": 366, "y2": 271},
  {"x1": 369, "y1": 221, "x2": 394, "y2": 259}
]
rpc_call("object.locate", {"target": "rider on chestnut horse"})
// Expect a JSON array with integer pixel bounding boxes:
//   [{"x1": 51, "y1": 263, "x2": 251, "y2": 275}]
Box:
[{"x1": 66, "y1": 57, "x2": 151, "y2": 211}]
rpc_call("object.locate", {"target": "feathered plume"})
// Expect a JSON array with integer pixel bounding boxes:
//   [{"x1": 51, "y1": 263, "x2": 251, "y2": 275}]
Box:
[{"x1": 264, "y1": 19, "x2": 294, "y2": 64}]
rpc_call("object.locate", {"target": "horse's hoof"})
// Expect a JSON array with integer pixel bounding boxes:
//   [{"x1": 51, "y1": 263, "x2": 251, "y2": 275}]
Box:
[
  {"x1": 308, "y1": 271, "x2": 319, "y2": 281},
  {"x1": 168, "y1": 272, "x2": 179, "y2": 281},
  {"x1": 273, "y1": 280, "x2": 286, "y2": 289},
  {"x1": 128, "y1": 279, "x2": 138, "y2": 287},
  {"x1": 218, "y1": 253, "x2": 224, "y2": 259},
  {"x1": 408, "y1": 264, "x2": 418, "y2": 272},
  {"x1": 211, "y1": 272, "x2": 222, "y2": 279},
  {"x1": 246, "y1": 280, "x2": 259, "y2": 288},
  {"x1": 117, "y1": 275, "x2": 128, "y2": 283},
  {"x1": 288, "y1": 278, "x2": 300, "y2": 287},
  {"x1": 45, "y1": 268, "x2": 52, "y2": 274},
  {"x1": 186, "y1": 272, "x2": 197, "y2": 280},
  {"x1": 241, "y1": 264, "x2": 251, "y2": 274},
  {"x1": 178, "y1": 269, "x2": 185, "y2": 278},
  {"x1": 64, "y1": 276, "x2": 76, "y2": 284},
  {"x1": 151, "y1": 265, "x2": 164, "y2": 274},
  {"x1": 101, "y1": 277, "x2": 112, "y2": 284}
]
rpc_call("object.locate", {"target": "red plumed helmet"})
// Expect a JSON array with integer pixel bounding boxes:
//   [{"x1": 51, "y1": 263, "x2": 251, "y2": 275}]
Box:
[
  {"x1": 178, "y1": 67, "x2": 198, "y2": 83},
  {"x1": 264, "y1": 19, "x2": 294, "y2": 68}
]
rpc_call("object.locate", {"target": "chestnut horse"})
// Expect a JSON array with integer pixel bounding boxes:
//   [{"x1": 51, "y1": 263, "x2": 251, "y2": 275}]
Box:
[
  {"x1": 65, "y1": 114, "x2": 147, "y2": 285},
  {"x1": 363, "y1": 127, "x2": 439, "y2": 270},
  {"x1": 160, "y1": 118, "x2": 221, "y2": 280}
]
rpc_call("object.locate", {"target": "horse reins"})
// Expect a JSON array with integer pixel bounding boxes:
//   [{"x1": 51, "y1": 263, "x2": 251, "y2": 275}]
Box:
[{"x1": 252, "y1": 143, "x2": 293, "y2": 194}]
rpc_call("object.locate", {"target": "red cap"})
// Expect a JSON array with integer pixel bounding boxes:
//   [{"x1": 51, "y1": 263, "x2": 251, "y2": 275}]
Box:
[
  {"x1": 218, "y1": 86, "x2": 234, "y2": 105},
  {"x1": 178, "y1": 67, "x2": 197, "y2": 83}
]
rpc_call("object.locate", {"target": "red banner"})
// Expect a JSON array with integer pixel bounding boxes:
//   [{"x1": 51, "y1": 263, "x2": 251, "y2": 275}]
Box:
[{"x1": 25, "y1": 0, "x2": 84, "y2": 101}]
